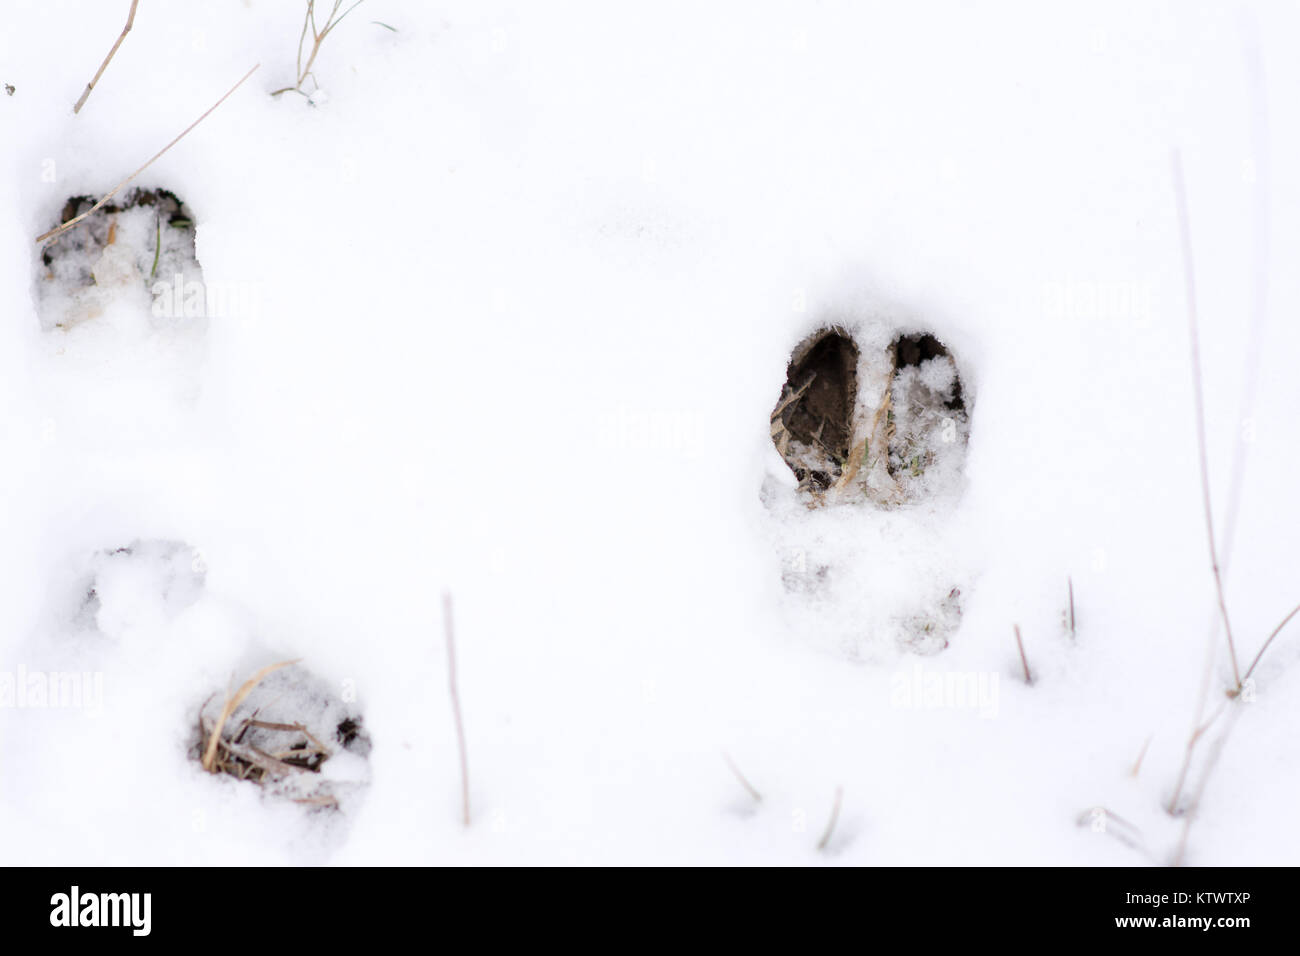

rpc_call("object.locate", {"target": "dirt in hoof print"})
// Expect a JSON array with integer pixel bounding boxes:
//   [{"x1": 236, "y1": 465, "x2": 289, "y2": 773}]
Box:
[
  {"x1": 194, "y1": 661, "x2": 371, "y2": 811},
  {"x1": 770, "y1": 329, "x2": 860, "y2": 495},
  {"x1": 36, "y1": 188, "x2": 203, "y2": 332},
  {"x1": 770, "y1": 326, "x2": 970, "y2": 507}
]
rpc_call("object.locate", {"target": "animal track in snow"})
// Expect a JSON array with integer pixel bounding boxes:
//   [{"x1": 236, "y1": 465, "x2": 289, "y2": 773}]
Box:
[
  {"x1": 765, "y1": 319, "x2": 973, "y2": 657},
  {"x1": 36, "y1": 188, "x2": 205, "y2": 334}
]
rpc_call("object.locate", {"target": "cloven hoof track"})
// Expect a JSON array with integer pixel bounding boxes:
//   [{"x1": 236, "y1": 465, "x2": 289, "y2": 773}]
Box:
[{"x1": 771, "y1": 327, "x2": 969, "y2": 504}]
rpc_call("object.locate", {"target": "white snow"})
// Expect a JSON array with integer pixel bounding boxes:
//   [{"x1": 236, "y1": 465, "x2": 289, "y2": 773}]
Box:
[{"x1": 1, "y1": 0, "x2": 1298, "y2": 865}]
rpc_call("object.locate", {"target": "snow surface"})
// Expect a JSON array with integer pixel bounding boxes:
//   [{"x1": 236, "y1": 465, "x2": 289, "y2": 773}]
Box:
[{"x1": 1, "y1": 0, "x2": 1298, "y2": 865}]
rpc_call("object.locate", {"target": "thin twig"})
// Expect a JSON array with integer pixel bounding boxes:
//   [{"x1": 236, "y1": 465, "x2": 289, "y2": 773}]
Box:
[
  {"x1": 201, "y1": 659, "x2": 299, "y2": 772},
  {"x1": 1130, "y1": 735, "x2": 1153, "y2": 778},
  {"x1": 1164, "y1": 149, "x2": 1246, "y2": 816},
  {"x1": 72, "y1": 0, "x2": 139, "y2": 115},
  {"x1": 318, "y1": 0, "x2": 366, "y2": 42},
  {"x1": 247, "y1": 718, "x2": 333, "y2": 757},
  {"x1": 816, "y1": 786, "x2": 843, "y2": 851},
  {"x1": 1193, "y1": 700, "x2": 1228, "y2": 741},
  {"x1": 294, "y1": 2, "x2": 313, "y2": 86},
  {"x1": 723, "y1": 753, "x2": 762, "y2": 803},
  {"x1": 232, "y1": 706, "x2": 263, "y2": 744},
  {"x1": 1173, "y1": 702, "x2": 1243, "y2": 866},
  {"x1": 1169, "y1": 607, "x2": 1223, "y2": 815},
  {"x1": 1168, "y1": 42, "x2": 1279, "y2": 865},
  {"x1": 39, "y1": 64, "x2": 260, "y2": 245},
  {"x1": 1171, "y1": 150, "x2": 1241, "y2": 688},
  {"x1": 1067, "y1": 577, "x2": 1076, "y2": 640},
  {"x1": 1241, "y1": 601, "x2": 1300, "y2": 684},
  {"x1": 444, "y1": 591, "x2": 471, "y2": 826},
  {"x1": 245, "y1": 744, "x2": 313, "y2": 775},
  {"x1": 1167, "y1": 700, "x2": 1227, "y2": 814},
  {"x1": 1014, "y1": 625, "x2": 1032, "y2": 685},
  {"x1": 272, "y1": 0, "x2": 366, "y2": 97}
]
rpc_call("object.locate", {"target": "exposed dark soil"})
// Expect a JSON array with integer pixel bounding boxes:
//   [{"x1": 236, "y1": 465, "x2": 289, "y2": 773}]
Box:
[{"x1": 771, "y1": 329, "x2": 859, "y2": 489}]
